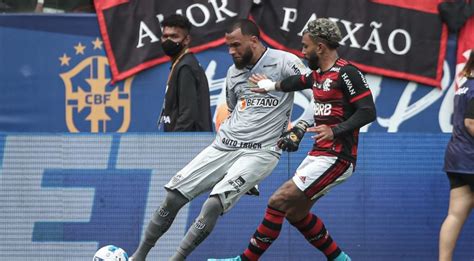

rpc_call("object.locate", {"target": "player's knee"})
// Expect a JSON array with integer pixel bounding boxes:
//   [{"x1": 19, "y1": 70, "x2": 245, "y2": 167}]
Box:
[
  {"x1": 285, "y1": 207, "x2": 309, "y2": 223},
  {"x1": 268, "y1": 190, "x2": 291, "y2": 211}
]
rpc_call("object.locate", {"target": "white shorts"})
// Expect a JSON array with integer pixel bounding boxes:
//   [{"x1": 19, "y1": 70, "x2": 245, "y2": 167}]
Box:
[
  {"x1": 165, "y1": 145, "x2": 279, "y2": 213},
  {"x1": 292, "y1": 155, "x2": 353, "y2": 200}
]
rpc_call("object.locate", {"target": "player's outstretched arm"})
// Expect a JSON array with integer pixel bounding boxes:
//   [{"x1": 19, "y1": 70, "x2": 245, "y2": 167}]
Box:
[{"x1": 250, "y1": 73, "x2": 313, "y2": 93}]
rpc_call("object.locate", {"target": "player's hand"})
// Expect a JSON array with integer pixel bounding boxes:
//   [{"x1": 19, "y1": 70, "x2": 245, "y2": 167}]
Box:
[
  {"x1": 307, "y1": 125, "x2": 334, "y2": 143},
  {"x1": 249, "y1": 74, "x2": 275, "y2": 93},
  {"x1": 249, "y1": 73, "x2": 268, "y2": 84},
  {"x1": 277, "y1": 121, "x2": 310, "y2": 152}
]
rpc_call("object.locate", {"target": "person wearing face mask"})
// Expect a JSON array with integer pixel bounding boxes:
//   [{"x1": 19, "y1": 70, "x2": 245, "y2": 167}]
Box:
[
  {"x1": 210, "y1": 18, "x2": 376, "y2": 261},
  {"x1": 158, "y1": 14, "x2": 212, "y2": 132}
]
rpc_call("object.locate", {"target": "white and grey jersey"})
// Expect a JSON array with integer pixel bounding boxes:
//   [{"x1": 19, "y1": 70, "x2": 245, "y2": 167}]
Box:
[{"x1": 213, "y1": 48, "x2": 308, "y2": 154}]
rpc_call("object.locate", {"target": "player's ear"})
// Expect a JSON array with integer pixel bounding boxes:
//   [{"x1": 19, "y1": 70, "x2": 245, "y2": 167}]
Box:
[
  {"x1": 317, "y1": 42, "x2": 325, "y2": 54},
  {"x1": 250, "y1": 35, "x2": 259, "y2": 46},
  {"x1": 183, "y1": 34, "x2": 191, "y2": 46}
]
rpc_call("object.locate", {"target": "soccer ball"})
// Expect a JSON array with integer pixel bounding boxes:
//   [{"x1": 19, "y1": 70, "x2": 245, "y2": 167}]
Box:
[{"x1": 93, "y1": 245, "x2": 129, "y2": 261}]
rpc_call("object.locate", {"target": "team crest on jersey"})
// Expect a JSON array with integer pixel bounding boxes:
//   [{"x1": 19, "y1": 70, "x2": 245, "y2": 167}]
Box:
[
  {"x1": 314, "y1": 79, "x2": 332, "y2": 92},
  {"x1": 59, "y1": 38, "x2": 134, "y2": 133},
  {"x1": 322, "y1": 79, "x2": 333, "y2": 91}
]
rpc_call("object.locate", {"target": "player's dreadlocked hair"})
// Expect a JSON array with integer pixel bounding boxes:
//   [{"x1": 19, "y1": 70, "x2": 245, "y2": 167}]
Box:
[{"x1": 304, "y1": 18, "x2": 342, "y2": 49}]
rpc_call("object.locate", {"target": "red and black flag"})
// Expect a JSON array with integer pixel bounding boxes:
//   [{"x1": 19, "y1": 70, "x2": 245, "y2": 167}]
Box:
[
  {"x1": 96, "y1": 0, "x2": 448, "y2": 87},
  {"x1": 94, "y1": 0, "x2": 253, "y2": 82},
  {"x1": 251, "y1": 0, "x2": 447, "y2": 87}
]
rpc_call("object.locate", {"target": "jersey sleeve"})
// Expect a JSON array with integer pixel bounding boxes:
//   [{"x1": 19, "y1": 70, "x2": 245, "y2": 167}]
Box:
[
  {"x1": 331, "y1": 65, "x2": 376, "y2": 137},
  {"x1": 339, "y1": 65, "x2": 372, "y2": 103},
  {"x1": 281, "y1": 52, "x2": 310, "y2": 77},
  {"x1": 280, "y1": 72, "x2": 315, "y2": 92}
]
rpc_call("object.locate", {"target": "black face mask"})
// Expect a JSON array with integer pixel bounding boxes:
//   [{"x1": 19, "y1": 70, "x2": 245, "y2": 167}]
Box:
[{"x1": 161, "y1": 39, "x2": 184, "y2": 57}]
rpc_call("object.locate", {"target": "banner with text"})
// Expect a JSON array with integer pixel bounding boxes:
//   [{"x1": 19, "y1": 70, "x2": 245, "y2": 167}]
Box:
[
  {"x1": 95, "y1": 0, "x2": 447, "y2": 86},
  {"x1": 94, "y1": 0, "x2": 253, "y2": 82},
  {"x1": 252, "y1": 0, "x2": 447, "y2": 87}
]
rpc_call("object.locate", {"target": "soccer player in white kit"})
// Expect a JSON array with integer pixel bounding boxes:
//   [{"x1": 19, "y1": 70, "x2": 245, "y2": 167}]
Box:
[{"x1": 130, "y1": 19, "x2": 309, "y2": 261}]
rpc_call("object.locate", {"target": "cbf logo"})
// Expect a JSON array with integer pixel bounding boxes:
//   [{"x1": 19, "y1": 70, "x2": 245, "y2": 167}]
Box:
[{"x1": 58, "y1": 38, "x2": 134, "y2": 132}]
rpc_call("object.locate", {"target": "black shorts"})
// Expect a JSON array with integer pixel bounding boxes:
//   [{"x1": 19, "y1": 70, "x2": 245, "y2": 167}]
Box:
[{"x1": 447, "y1": 172, "x2": 474, "y2": 191}]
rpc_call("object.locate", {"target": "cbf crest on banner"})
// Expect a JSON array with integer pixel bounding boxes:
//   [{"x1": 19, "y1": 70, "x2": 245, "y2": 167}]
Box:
[{"x1": 59, "y1": 38, "x2": 134, "y2": 133}]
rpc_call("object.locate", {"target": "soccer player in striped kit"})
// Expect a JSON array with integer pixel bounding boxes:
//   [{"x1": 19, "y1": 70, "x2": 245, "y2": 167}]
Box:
[
  {"x1": 210, "y1": 18, "x2": 376, "y2": 261},
  {"x1": 130, "y1": 19, "x2": 311, "y2": 261}
]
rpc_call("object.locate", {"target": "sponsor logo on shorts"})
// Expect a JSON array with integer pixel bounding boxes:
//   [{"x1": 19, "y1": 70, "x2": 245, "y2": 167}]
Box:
[
  {"x1": 298, "y1": 175, "x2": 306, "y2": 183},
  {"x1": 235, "y1": 176, "x2": 245, "y2": 186},
  {"x1": 172, "y1": 174, "x2": 183, "y2": 184},
  {"x1": 228, "y1": 176, "x2": 246, "y2": 192},
  {"x1": 221, "y1": 137, "x2": 262, "y2": 149}
]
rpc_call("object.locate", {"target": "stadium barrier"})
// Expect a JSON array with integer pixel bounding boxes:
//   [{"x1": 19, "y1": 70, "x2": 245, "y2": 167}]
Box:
[{"x1": 0, "y1": 133, "x2": 472, "y2": 260}]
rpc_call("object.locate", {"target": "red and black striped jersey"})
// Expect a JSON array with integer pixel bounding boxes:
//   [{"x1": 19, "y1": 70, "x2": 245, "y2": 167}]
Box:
[{"x1": 280, "y1": 58, "x2": 376, "y2": 163}]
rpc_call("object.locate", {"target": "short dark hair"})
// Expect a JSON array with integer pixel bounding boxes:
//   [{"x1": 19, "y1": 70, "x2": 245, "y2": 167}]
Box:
[
  {"x1": 227, "y1": 19, "x2": 260, "y2": 38},
  {"x1": 161, "y1": 14, "x2": 192, "y2": 33}
]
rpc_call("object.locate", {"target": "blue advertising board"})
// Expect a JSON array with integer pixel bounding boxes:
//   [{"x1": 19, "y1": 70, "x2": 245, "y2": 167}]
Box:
[{"x1": 0, "y1": 133, "x2": 472, "y2": 260}]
